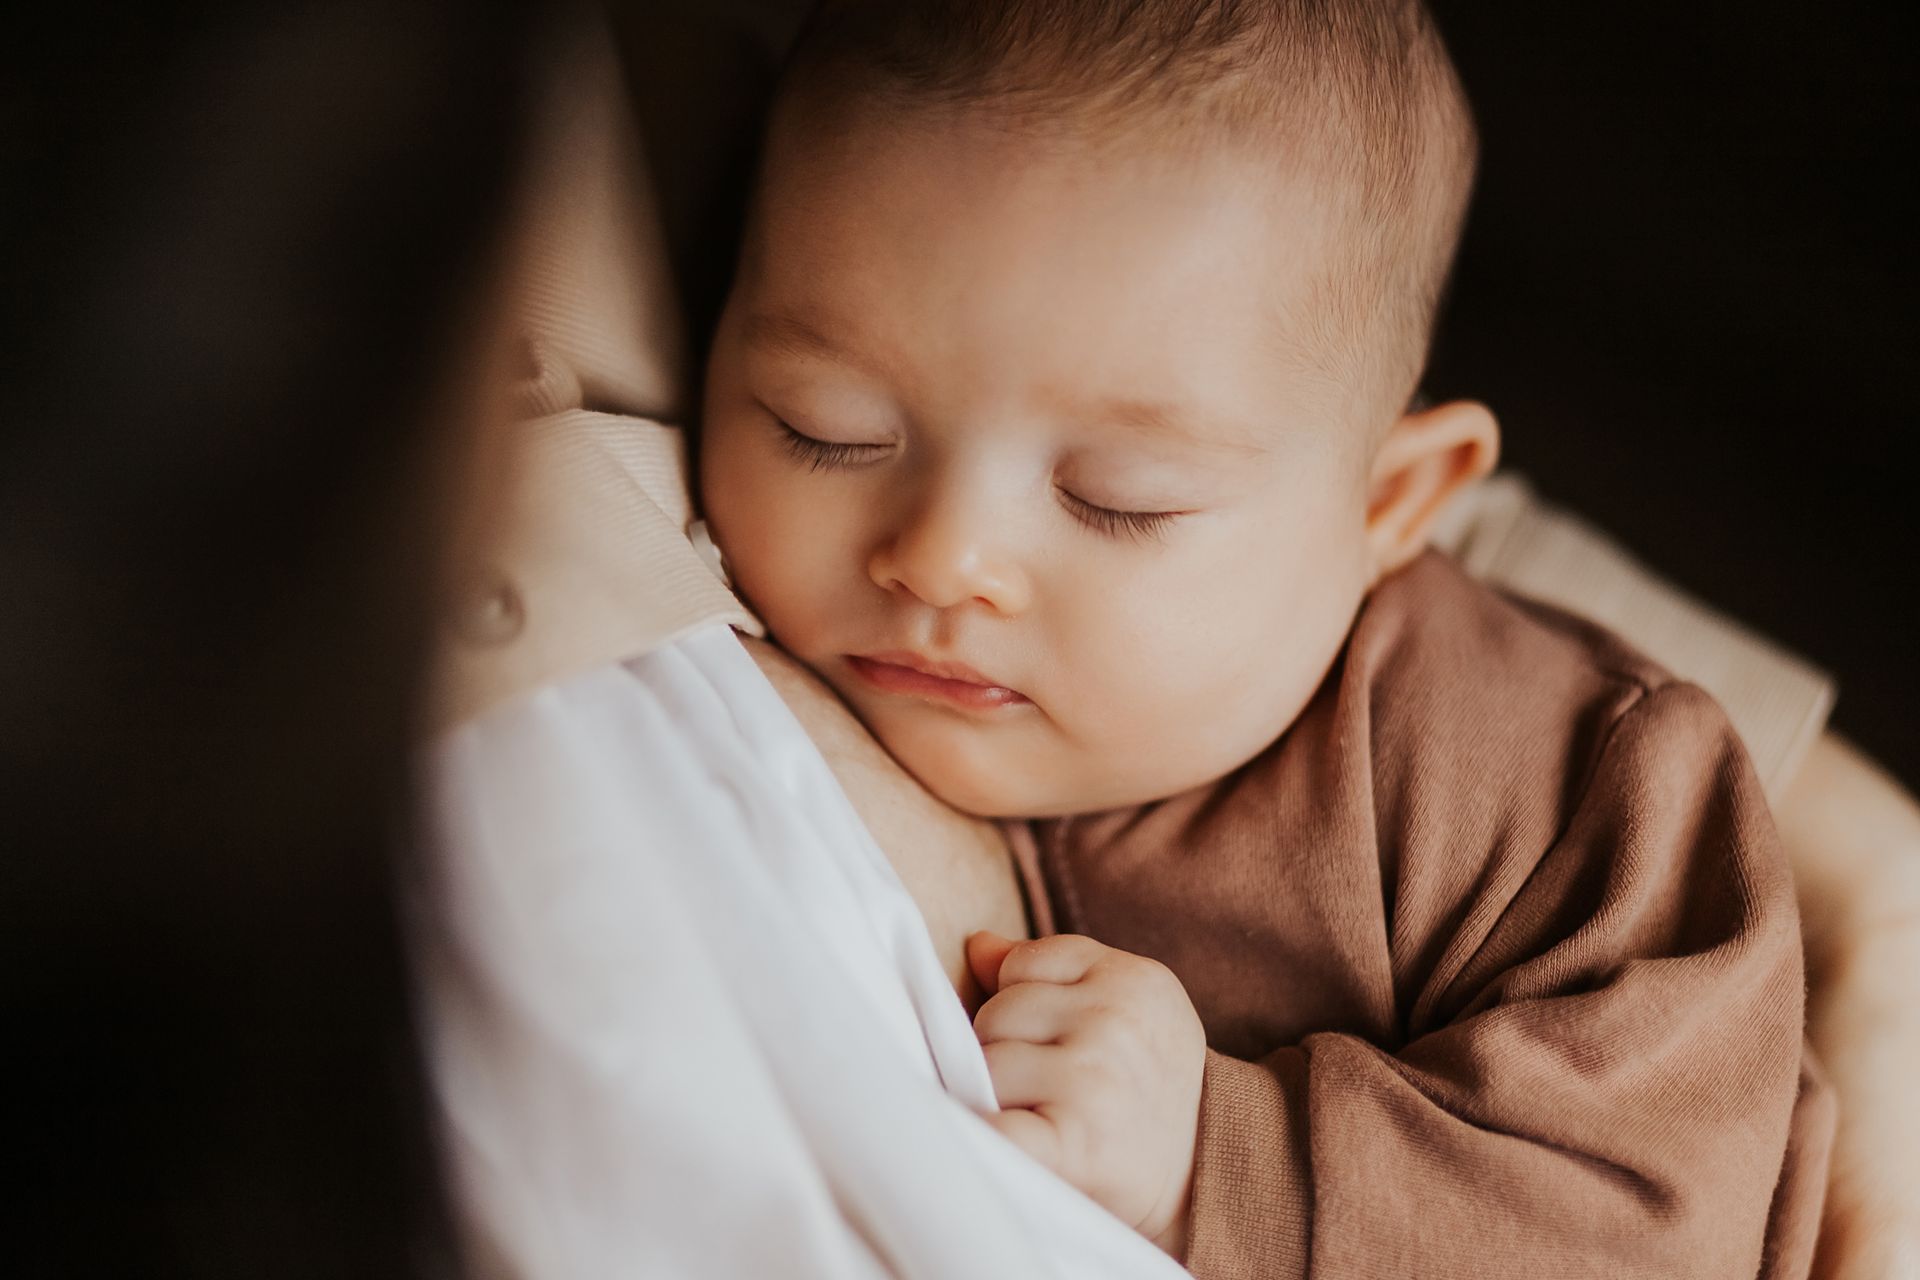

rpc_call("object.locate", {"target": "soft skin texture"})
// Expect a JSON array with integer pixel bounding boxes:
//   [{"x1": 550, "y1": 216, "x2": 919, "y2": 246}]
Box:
[
  {"x1": 1780, "y1": 734, "x2": 1920, "y2": 1279},
  {"x1": 699, "y1": 104, "x2": 1497, "y2": 821}
]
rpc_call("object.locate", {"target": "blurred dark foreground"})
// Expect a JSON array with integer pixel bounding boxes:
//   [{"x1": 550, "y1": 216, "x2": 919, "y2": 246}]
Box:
[{"x1": 3, "y1": 5, "x2": 545, "y2": 1274}]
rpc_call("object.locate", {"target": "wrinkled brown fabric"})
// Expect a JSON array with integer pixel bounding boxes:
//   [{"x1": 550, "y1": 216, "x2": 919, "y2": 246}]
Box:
[{"x1": 1012, "y1": 551, "x2": 1834, "y2": 1279}]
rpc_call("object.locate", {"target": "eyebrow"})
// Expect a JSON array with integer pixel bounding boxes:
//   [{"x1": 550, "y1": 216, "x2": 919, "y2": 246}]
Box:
[
  {"x1": 741, "y1": 310, "x2": 891, "y2": 380},
  {"x1": 742, "y1": 309, "x2": 1270, "y2": 459},
  {"x1": 1080, "y1": 395, "x2": 1272, "y2": 459}
]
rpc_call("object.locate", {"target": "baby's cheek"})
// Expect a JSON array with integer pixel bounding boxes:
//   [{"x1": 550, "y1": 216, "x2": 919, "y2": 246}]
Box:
[
  {"x1": 707, "y1": 460, "x2": 828, "y2": 633},
  {"x1": 738, "y1": 524, "x2": 845, "y2": 648},
  {"x1": 1054, "y1": 559, "x2": 1350, "y2": 790}
]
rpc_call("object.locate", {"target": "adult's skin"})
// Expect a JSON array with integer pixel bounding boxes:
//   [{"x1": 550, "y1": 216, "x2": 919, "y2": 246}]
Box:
[
  {"x1": 1779, "y1": 735, "x2": 1920, "y2": 1280},
  {"x1": 745, "y1": 636, "x2": 1029, "y2": 1012}
]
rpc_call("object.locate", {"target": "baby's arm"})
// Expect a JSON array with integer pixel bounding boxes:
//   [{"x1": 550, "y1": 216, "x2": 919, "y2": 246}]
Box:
[
  {"x1": 977, "y1": 681, "x2": 1821, "y2": 1278},
  {"x1": 1180, "y1": 681, "x2": 1819, "y2": 1278}
]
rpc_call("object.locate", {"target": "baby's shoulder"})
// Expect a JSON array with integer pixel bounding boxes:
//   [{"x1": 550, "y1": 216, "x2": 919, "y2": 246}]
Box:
[
  {"x1": 1356, "y1": 548, "x2": 1677, "y2": 719},
  {"x1": 1349, "y1": 551, "x2": 1757, "y2": 877},
  {"x1": 1346, "y1": 553, "x2": 1789, "y2": 1039}
]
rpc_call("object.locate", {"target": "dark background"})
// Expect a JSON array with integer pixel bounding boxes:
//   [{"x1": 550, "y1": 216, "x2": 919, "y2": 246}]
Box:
[{"x1": 1427, "y1": 1, "x2": 1917, "y2": 786}]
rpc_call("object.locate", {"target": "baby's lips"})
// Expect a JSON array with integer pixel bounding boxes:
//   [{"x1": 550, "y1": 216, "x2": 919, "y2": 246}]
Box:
[{"x1": 845, "y1": 653, "x2": 1031, "y2": 710}]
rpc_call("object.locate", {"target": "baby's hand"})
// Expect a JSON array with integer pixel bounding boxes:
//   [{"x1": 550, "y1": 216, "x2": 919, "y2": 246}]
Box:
[{"x1": 965, "y1": 931, "x2": 1206, "y2": 1256}]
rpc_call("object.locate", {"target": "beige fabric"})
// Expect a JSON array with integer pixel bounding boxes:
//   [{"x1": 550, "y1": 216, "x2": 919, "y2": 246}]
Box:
[
  {"x1": 435, "y1": 32, "x2": 759, "y2": 727},
  {"x1": 435, "y1": 407, "x2": 758, "y2": 729},
  {"x1": 1432, "y1": 474, "x2": 1835, "y2": 800},
  {"x1": 516, "y1": 29, "x2": 687, "y2": 422}
]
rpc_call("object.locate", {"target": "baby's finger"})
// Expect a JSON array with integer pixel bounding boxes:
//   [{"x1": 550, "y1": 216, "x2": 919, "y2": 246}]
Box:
[
  {"x1": 983, "y1": 1106, "x2": 1065, "y2": 1176},
  {"x1": 995, "y1": 934, "x2": 1108, "y2": 988},
  {"x1": 964, "y1": 931, "x2": 1020, "y2": 995},
  {"x1": 973, "y1": 979, "x2": 1082, "y2": 1045},
  {"x1": 981, "y1": 1039, "x2": 1073, "y2": 1109}
]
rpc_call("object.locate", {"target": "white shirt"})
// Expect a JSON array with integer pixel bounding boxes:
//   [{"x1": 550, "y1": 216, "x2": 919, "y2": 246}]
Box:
[{"x1": 420, "y1": 624, "x2": 1189, "y2": 1279}]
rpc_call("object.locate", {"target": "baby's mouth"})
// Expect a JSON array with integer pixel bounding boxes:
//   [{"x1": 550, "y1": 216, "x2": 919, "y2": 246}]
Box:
[{"x1": 844, "y1": 651, "x2": 1031, "y2": 711}]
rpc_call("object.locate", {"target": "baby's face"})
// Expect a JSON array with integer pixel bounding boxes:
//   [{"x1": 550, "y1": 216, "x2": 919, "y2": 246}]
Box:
[{"x1": 701, "y1": 110, "x2": 1380, "y2": 817}]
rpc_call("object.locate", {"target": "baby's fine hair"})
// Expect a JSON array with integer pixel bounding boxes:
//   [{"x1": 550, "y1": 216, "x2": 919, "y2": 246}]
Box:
[{"x1": 778, "y1": 0, "x2": 1478, "y2": 426}]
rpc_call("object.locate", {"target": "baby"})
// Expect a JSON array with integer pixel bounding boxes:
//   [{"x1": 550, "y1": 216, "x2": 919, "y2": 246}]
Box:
[{"x1": 698, "y1": 1, "x2": 1830, "y2": 1274}]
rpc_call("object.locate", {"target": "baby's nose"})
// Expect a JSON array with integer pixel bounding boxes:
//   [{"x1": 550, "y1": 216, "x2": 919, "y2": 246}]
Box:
[{"x1": 867, "y1": 503, "x2": 1032, "y2": 617}]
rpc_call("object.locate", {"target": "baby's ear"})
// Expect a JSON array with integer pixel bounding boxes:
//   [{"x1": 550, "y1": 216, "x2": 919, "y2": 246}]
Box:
[{"x1": 1364, "y1": 398, "x2": 1500, "y2": 583}]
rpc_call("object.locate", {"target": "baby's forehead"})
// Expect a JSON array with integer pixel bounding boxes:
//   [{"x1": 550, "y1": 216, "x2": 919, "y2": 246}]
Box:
[
  {"x1": 758, "y1": 0, "x2": 1477, "y2": 428},
  {"x1": 748, "y1": 112, "x2": 1376, "y2": 421},
  {"x1": 759, "y1": 101, "x2": 1349, "y2": 286}
]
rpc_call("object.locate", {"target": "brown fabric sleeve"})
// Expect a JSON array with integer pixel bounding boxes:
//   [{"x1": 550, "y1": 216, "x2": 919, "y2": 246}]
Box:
[
  {"x1": 1188, "y1": 1049, "x2": 1312, "y2": 1280},
  {"x1": 1184, "y1": 682, "x2": 1817, "y2": 1279},
  {"x1": 1762, "y1": 1055, "x2": 1837, "y2": 1280}
]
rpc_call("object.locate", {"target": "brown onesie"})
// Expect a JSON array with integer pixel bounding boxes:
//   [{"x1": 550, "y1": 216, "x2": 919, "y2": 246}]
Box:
[{"x1": 1009, "y1": 550, "x2": 1834, "y2": 1279}]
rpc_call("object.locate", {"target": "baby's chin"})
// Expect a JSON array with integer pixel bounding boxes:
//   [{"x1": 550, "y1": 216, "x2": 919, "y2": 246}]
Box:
[
  {"x1": 864, "y1": 709, "x2": 1235, "y2": 820},
  {"x1": 837, "y1": 702, "x2": 1064, "y2": 818},
  {"x1": 856, "y1": 714, "x2": 1051, "y2": 819}
]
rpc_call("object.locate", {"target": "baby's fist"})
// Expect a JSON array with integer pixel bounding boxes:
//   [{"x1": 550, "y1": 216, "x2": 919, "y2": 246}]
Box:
[{"x1": 966, "y1": 931, "x2": 1206, "y2": 1254}]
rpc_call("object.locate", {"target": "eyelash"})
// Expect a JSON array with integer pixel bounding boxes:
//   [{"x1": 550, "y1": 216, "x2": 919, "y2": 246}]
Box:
[
  {"x1": 1056, "y1": 488, "x2": 1180, "y2": 542},
  {"x1": 774, "y1": 419, "x2": 888, "y2": 471},
  {"x1": 772, "y1": 417, "x2": 1180, "y2": 542}
]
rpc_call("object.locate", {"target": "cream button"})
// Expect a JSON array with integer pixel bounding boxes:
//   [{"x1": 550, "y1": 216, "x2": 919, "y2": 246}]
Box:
[{"x1": 452, "y1": 574, "x2": 526, "y2": 646}]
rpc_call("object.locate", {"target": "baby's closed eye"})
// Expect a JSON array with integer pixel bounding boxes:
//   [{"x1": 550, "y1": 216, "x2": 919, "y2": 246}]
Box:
[
  {"x1": 771, "y1": 416, "x2": 893, "y2": 471},
  {"x1": 1053, "y1": 486, "x2": 1185, "y2": 542}
]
